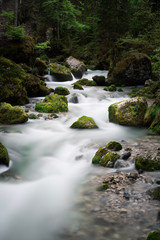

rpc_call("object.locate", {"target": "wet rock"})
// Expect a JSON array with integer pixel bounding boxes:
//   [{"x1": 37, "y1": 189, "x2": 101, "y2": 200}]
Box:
[
  {"x1": 73, "y1": 83, "x2": 84, "y2": 90},
  {"x1": 148, "y1": 187, "x2": 160, "y2": 201},
  {"x1": 114, "y1": 159, "x2": 130, "y2": 168},
  {"x1": 146, "y1": 230, "x2": 160, "y2": 240},
  {"x1": 0, "y1": 102, "x2": 28, "y2": 124},
  {"x1": 108, "y1": 97, "x2": 148, "y2": 127},
  {"x1": 107, "y1": 141, "x2": 122, "y2": 151},
  {"x1": 92, "y1": 75, "x2": 106, "y2": 86},
  {"x1": 48, "y1": 62, "x2": 72, "y2": 81},
  {"x1": 0, "y1": 142, "x2": 9, "y2": 166},
  {"x1": 28, "y1": 113, "x2": 38, "y2": 119},
  {"x1": 66, "y1": 56, "x2": 86, "y2": 78},
  {"x1": 123, "y1": 192, "x2": 130, "y2": 200},
  {"x1": 68, "y1": 93, "x2": 79, "y2": 103},
  {"x1": 70, "y1": 116, "x2": 98, "y2": 129},
  {"x1": 74, "y1": 78, "x2": 96, "y2": 86},
  {"x1": 34, "y1": 58, "x2": 47, "y2": 75},
  {"x1": 35, "y1": 94, "x2": 68, "y2": 113},
  {"x1": 156, "y1": 179, "x2": 160, "y2": 185},
  {"x1": 121, "y1": 152, "x2": 131, "y2": 160},
  {"x1": 54, "y1": 86, "x2": 70, "y2": 96},
  {"x1": 135, "y1": 154, "x2": 160, "y2": 171}
]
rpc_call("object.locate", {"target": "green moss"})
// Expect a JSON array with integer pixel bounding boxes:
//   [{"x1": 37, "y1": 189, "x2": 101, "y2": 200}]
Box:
[
  {"x1": 54, "y1": 86, "x2": 70, "y2": 95},
  {"x1": 99, "y1": 151, "x2": 120, "y2": 167},
  {"x1": 107, "y1": 141, "x2": 122, "y2": 151},
  {"x1": 70, "y1": 116, "x2": 98, "y2": 129},
  {"x1": 108, "y1": 84, "x2": 117, "y2": 91},
  {"x1": 35, "y1": 94, "x2": 68, "y2": 113},
  {"x1": 148, "y1": 187, "x2": 160, "y2": 201},
  {"x1": 135, "y1": 155, "x2": 160, "y2": 171},
  {"x1": 108, "y1": 97, "x2": 148, "y2": 126},
  {"x1": 73, "y1": 83, "x2": 84, "y2": 90},
  {"x1": 0, "y1": 102, "x2": 28, "y2": 124},
  {"x1": 49, "y1": 62, "x2": 72, "y2": 81},
  {"x1": 0, "y1": 57, "x2": 29, "y2": 105},
  {"x1": 29, "y1": 113, "x2": 38, "y2": 119},
  {"x1": 92, "y1": 146, "x2": 109, "y2": 164},
  {"x1": 144, "y1": 104, "x2": 160, "y2": 134},
  {"x1": 75, "y1": 78, "x2": 97, "y2": 86},
  {"x1": 34, "y1": 58, "x2": 47, "y2": 75},
  {"x1": 146, "y1": 231, "x2": 160, "y2": 240},
  {"x1": 97, "y1": 183, "x2": 109, "y2": 191},
  {"x1": 0, "y1": 142, "x2": 9, "y2": 166},
  {"x1": 118, "y1": 88, "x2": 123, "y2": 92}
]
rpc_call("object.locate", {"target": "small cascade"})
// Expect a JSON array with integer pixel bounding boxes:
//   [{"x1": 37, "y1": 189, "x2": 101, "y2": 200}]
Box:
[{"x1": 48, "y1": 67, "x2": 50, "y2": 75}]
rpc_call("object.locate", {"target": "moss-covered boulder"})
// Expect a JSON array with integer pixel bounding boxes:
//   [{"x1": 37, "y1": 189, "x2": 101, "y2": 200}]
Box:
[
  {"x1": 49, "y1": 62, "x2": 72, "y2": 81},
  {"x1": 54, "y1": 86, "x2": 70, "y2": 95},
  {"x1": 0, "y1": 57, "x2": 29, "y2": 105},
  {"x1": 148, "y1": 187, "x2": 160, "y2": 201},
  {"x1": 104, "y1": 84, "x2": 117, "y2": 92},
  {"x1": 73, "y1": 83, "x2": 84, "y2": 90},
  {"x1": 24, "y1": 73, "x2": 52, "y2": 97},
  {"x1": 92, "y1": 76, "x2": 106, "y2": 86},
  {"x1": 107, "y1": 53, "x2": 152, "y2": 86},
  {"x1": 70, "y1": 116, "x2": 98, "y2": 129},
  {"x1": 0, "y1": 142, "x2": 9, "y2": 166},
  {"x1": 35, "y1": 94, "x2": 68, "y2": 113},
  {"x1": 107, "y1": 141, "x2": 122, "y2": 151},
  {"x1": 146, "y1": 231, "x2": 160, "y2": 240},
  {"x1": 135, "y1": 155, "x2": 160, "y2": 171},
  {"x1": 92, "y1": 143, "x2": 120, "y2": 167},
  {"x1": 34, "y1": 58, "x2": 47, "y2": 75},
  {"x1": 0, "y1": 102, "x2": 28, "y2": 124},
  {"x1": 74, "y1": 78, "x2": 96, "y2": 86},
  {"x1": 66, "y1": 56, "x2": 86, "y2": 78},
  {"x1": 108, "y1": 97, "x2": 148, "y2": 126},
  {"x1": 0, "y1": 36, "x2": 35, "y2": 65},
  {"x1": 144, "y1": 97, "x2": 160, "y2": 134}
]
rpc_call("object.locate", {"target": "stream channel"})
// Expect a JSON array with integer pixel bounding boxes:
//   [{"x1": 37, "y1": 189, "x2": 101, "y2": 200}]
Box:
[{"x1": 0, "y1": 70, "x2": 159, "y2": 240}]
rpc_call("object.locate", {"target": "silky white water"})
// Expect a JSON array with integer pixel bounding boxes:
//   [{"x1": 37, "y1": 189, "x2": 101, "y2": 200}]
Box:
[{"x1": 0, "y1": 70, "x2": 148, "y2": 240}]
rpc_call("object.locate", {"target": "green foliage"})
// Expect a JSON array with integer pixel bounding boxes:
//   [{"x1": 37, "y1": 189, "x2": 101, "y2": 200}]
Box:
[
  {"x1": 152, "y1": 47, "x2": 160, "y2": 76},
  {"x1": 1, "y1": 10, "x2": 14, "y2": 21},
  {"x1": 34, "y1": 41, "x2": 51, "y2": 50},
  {"x1": 7, "y1": 25, "x2": 25, "y2": 41}
]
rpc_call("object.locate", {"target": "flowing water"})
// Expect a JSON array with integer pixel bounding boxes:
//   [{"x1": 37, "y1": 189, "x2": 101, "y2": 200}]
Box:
[{"x1": 0, "y1": 70, "x2": 158, "y2": 240}]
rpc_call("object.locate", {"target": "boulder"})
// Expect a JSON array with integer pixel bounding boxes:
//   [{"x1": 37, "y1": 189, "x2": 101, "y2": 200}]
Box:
[
  {"x1": 0, "y1": 102, "x2": 28, "y2": 124},
  {"x1": 54, "y1": 86, "x2": 70, "y2": 96},
  {"x1": 73, "y1": 83, "x2": 84, "y2": 90},
  {"x1": 148, "y1": 187, "x2": 160, "y2": 201},
  {"x1": 106, "y1": 141, "x2": 122, "y2": 151},
  {"x1": 146, "y1": 231, "x2": 160, "y2": 240},
  {"x1": 34, "y1": 58, "x2": 47, "y2": 75},
  {"x1": 0, "y1": 57, "x2": 29, "y2": 105},
  {"x1": 74, "y1": 78, "x2": 96, "y2": 86},
  {"x1": 70, "y1": 116, "x2": 98, "y2": 129},
  {"x1": 144, "y1": 98, "x2": 160, "y2": 134},
  {"x1": 0, "y1": 142, "x2": 9, "y2": 166},
  {"x1": 49, "y1": 62, "x2": 72, "y2": 81},
  {"x1": 108, "y1": 97, "x2": 148, "y2": 126},
  {"x1": 135, "y1": 154, "x2": 160, "y2": 171},
  {"x1": 92, "y1": 76, "x2": 106, "y2": 86},
  {"x1": 107, "y1": 53, "x2": 152, "y2": 86},
  {"x1": 66, "y1": 56, "x2": 86, "y2": 78},
  {"x1": 104, "y1": 84, "x2": 117, "y2": 92},
  {"x1": 35, "y1": 94, "x2": 68, "y2": 113}
]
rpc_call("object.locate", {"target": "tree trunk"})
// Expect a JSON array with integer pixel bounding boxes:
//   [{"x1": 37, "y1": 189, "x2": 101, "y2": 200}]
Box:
[
  {"x1": 0, "y1": 0, "x2": 3, "y2": 14},
  {"x1": 14, "y1": 0, "x2": 19, "y2": 27}
]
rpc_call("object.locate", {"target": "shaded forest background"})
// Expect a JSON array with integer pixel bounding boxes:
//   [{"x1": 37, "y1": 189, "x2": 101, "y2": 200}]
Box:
[{"x1": 0, "y1": 0, "x2": 160, "y2": 74}]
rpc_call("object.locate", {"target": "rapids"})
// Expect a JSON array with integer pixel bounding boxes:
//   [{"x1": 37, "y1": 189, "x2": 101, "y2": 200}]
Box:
[{"x1": 0, "y1": 70, "x2": 152, "y2": 240}]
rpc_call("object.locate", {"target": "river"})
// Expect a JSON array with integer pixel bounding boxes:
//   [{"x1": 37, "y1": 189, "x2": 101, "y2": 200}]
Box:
[{"x1": 0, "y1": 70, "x2": 158, "y2": 240}]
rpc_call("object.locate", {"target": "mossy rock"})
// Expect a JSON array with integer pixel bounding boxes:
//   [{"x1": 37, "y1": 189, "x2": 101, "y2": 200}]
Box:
[
  {"x1": 107, "y1": 141, "x2": 122, "y2": 151},
  {"x1": 74, "y1": 78, "x2": 97, "y2": 86},
  {"x1": 54, "y1": 86, "x2": 70, "y2": 95},
  {"x1": 148, "y1": 187, "x2": 160, "y2": 201},
  {"x1": 92, "y1": 75, "x2": 106, "y2": 86},
  {"x1": 146, "y1": 231, "x2": 160, "y2": 240},
  {"x1": 118, "y1": 88, "x2": 123, "y2": 92},
  {"x1": 29, "y1": 113, "x2": 38, "y2": 119},
  {"x1": 0, "y1": 142, "x2": 9, "y2": 166},
  {"x1": 107, "y1": 53, "x2": 152, "y2": 86},
  {"x1": 99, "y1": 151, "x2": 120, "y2": 167},
  {"x1": 34, "y1": 58, "x2": 47, "y2": 75},
  {"x1": 0, "y1": 102, "x2": 28, "y2": 124},
  {"x1": 49, "y1": 62, "x2": 72, "y2": 81},
  {"x1": 92, "y1": 145, "x2": 109, "y2": 164},
  {"x1": 108, "y1": 84, "x2": 117, "y2": 91},
  {"x1": 108, "y1": 97, "x2": 148, "y2": 126},
  {"x1": 97, "y1": 183, "x2": 109, "y2": 191},
  {"x1": 144, "y1": 103, "x2": 160, "y2": 135},
  {"x1": 0, "y1": 57, "x2": 29, "y2": 105},
  {"x1": 135, "y1": 155, "x2": 160, "y2": 171},
  {"x1": 73, "y1": 83, "x2": 84, "y2": 90},
  {"x1": 35, "y1": 94, "x2": 68, "y2": 113},
  {"x1": 70, "y1": 116, "x2": 98, "y2": 129},
  {"x1": 24, "y1": 73, "x2": 52, "y2": 97},
  {"x1": 0, "y1": 36, "x2": 35, "y2": 65}
]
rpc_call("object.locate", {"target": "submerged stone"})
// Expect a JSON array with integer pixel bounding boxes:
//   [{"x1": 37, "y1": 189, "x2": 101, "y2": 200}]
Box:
[
  {"x1": 35, "y1": 94, "x2": 68, "y2": 113},
  {"x1": 0, "y1": 102, "x2": 28, "y2": 124},
  {"x1": 108, "y1": 97, "x2": 148, "y2": 126},
  {"x1": 0, "y1": 142, "x2": 9, "y2": 166},
  {"x1": 70, "y1": 116, "x2": 98, "y2": 129}
]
